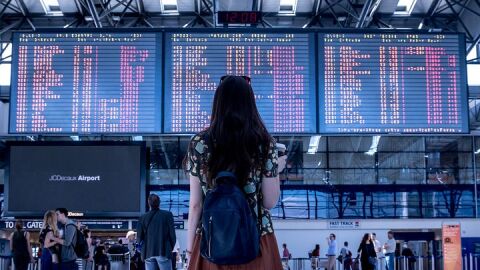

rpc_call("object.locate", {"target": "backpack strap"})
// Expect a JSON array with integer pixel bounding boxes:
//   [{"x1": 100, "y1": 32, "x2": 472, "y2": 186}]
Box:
[
  {"x1": 214, "y1": 171, "x2": 237, "y2": 185},
  {"x1": 215, "y1": 171, "x2": 236, "y2": 179}
]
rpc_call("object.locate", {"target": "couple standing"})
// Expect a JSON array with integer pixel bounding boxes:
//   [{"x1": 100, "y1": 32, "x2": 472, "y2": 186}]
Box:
[{"x1": 39, "y1": 208, "x2": 79, "y2": 270}]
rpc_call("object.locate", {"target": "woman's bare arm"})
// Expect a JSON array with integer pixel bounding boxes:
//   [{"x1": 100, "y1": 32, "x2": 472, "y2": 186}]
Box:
[{"x1": 186, "y1": 175, "x2": 203, "y2": 254}]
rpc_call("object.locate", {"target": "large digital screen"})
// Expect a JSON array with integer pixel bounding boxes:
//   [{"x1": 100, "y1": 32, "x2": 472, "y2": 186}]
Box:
[
  {"x1": 319, "y1": 33, "x2": 468, "y2": 133},
  {"x1": 5, "y1": 142, "x2": 146, "y2": 218},
  {"x1": 9, "y1": 32, "x2": 161, "y2": 134},
  {"x1": 164, "y1": 31, "x2": 316, "y2": 133}
]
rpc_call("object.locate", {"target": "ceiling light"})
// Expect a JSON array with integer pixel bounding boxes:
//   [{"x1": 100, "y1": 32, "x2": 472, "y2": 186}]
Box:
[
  {"x1": 160, "y1": 0, "x2": 178, "y2": 13},
  {"x1": 394, "y1": 0, "x2": 418, "y2": 16},
  {"x1": 40, "y1": 0, "x2": 62, "y2": 15},
  {"x1": 279, "y1": 0, "x2": 297, "y2": 15}
]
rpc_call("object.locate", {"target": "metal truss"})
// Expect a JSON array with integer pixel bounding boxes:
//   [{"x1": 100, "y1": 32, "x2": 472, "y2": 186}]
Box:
[{"x1": 0, "y1": 0, "x2": 479, "y2": 36}]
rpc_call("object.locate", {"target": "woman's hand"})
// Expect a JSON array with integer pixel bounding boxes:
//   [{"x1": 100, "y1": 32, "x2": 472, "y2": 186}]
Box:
[{"x1": 278, "y1": 155, "x2": 287, "y2": 172}]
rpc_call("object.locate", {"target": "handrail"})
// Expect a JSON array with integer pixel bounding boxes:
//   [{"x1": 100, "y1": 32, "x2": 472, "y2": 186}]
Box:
[{"x1": 282, "y1": 253, "x2": 480, "y2": 270}]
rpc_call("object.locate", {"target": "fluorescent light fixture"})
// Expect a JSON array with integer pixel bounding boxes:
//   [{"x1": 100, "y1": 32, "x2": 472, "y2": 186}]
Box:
[
  {"x1": 70, "y1": 136, "x2": 79, "y2": 141},
  {"x1": 394, "y1": 0, "x2": 418, "y2": 15},
  {"x1": 132, "y1": 136, "x2": 143, "y2": 141},
  {"x1": 160, "y1": 0, "x2": 178, "y2": 13},
  {"x1": 279, "y1": 0, "x2": 297, "y2": 14},
  {"x1": 40, "y1": 0, "x2": 62, "y2": 15},
  {"x1": 475, "y1": 148, "x2": 480, "y2": 155},
  {"x1": 468, "y1": 64, "x2": 480, "y2": 86},
  {"x1": 307, "y1": 136, "x2": 321, "y2": 154},
  {"x1": 365, "y1": 136, "x2": 381, "y2": 156}
]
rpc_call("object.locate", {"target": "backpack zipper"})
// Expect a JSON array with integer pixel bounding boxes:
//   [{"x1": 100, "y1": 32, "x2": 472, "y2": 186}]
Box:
[{"x1": 208, "y1": 215, "x2": 213, "y2": 258}]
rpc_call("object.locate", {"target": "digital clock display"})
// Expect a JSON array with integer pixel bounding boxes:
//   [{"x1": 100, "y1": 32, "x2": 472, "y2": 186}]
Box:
[{"x1": 217, "y1": 11, "x2": 262, "y2": 24}]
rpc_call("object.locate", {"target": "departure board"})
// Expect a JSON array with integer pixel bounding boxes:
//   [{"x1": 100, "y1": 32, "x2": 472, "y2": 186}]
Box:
[
  {"x1": 9, "y1": 32, "x2": 161, "y2": 134},
  {"x1": 164, "y1": 32, "x2": 316, "y2": 133},
  {"x1": 319, "y1": 33, "x2": 468, "y2": 133}
]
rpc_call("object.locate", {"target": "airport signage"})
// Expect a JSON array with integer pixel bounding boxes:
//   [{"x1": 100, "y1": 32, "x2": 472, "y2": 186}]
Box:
[
  {"x1": 0, "y1": 220, "x2": 129, "y2": 230},
  {"x1": 131, "y1": 220, "x2": 184, "y2": 230},
  {"x1": 80, "y1": 221, "x2": 129, "y2": 230},
  {"x1": 1, "y1": 220, "x2": 43, "y2": 230},
  {"x1": 442, "y1": 223, "x2": 462, "y2": 270},
  {"x1": 328, "y1": 220, "x2": 360, "y2": 229},
  {"x1": 174, "y1": 220, "x2": 184, "y2": 229}
]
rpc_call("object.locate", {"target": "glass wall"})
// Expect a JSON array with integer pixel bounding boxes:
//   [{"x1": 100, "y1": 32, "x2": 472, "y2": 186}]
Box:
[{"x1": 0, "y1": 135, "x2": 478, "y2": 219}]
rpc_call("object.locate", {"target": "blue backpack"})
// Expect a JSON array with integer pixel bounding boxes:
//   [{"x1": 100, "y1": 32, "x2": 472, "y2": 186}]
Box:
[{"x1": 200, "y1": 171, "x2": 260, "y2": 265}]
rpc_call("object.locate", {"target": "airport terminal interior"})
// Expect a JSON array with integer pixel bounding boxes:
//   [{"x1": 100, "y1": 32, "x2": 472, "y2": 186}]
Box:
[{"x1": 0, "y1": 0, "x2": 480, "y2": 269}]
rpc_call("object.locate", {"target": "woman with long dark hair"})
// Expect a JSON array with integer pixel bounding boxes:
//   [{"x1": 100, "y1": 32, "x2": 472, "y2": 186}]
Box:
[
  {"x1": 184, "y1": 75, "x2": 287, "y2": 270},
  {"x1": 357, "y1": 233, "x2": 377, "y2": 270}
]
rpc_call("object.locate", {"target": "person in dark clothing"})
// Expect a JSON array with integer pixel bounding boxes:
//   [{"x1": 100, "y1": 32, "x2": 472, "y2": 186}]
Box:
[
  {"x1": 137, "y1": 194, "x2": 176, "y2": 270},
  {"x1": 401, "y1": 243, "x2": 416, "y2": 270},
  {"x1": 311, "y1": 244, "x2": 320, "y2": 257},
  {"x1": 94, "y1": 246, "x2": 110, "y2": 270},
  {"x1": 310, "y1": 244, "x2": 321, "y2": 270},
  {"x1": 9, "y1": 220, "x2": 34, "y2": 270},
  {"x1": 107, "y1": 239, "x2": 129, "y2": 255},
  {"x1": 51, "y1": 208, "x2": 78, "y2": 270},
  {"x1": 357, "y1": 233, "x2": 377, "y2": 270}
]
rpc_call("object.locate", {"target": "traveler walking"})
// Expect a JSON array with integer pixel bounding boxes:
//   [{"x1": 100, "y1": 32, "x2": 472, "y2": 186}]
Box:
[
  {"x1": 9, "y1": 220, "x2": 34, "y2": 270},
  {"x1": 137, "y1": 194, "x2": 176, "y2": 270}
]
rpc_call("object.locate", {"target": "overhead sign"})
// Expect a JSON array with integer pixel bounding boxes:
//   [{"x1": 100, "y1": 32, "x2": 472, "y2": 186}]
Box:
[
  {"x1": 2, "y1": 220, "x2": 44, "y2": 230},
  {"x1": 442, "y1": 223, "x2": 462, "y2": 270},
  {"x1": 80, "y1": 221, "x2": 129, "y2": 230},
  {"x1": 328, "y1": 220, "x2": 360, "y2": 229},
  {"x1": 0, "y1": 220, "x2": 129, "y2": 230},
  {"x1": 131, "y1": 220, "x2": 184, "y2": 230}
]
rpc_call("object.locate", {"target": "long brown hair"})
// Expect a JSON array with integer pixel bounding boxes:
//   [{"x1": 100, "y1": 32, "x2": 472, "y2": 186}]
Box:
[{"x1": 206, "y1": 75, "x2": 272, "y2": 187}]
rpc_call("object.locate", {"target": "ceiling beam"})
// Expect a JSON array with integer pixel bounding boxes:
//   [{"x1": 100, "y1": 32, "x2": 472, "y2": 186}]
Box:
[
  {"x1": 418, "y1": 0, "x2": 441, "y2": 29},
  {"x1": 445, "y1": 0, "x2": 473, "y2": 41},
  {"x1": 136, "y1": 0, "x2": 144, "y2": 14},
  {"x1": 85, "y1": 0, "x2": 103, "y2": 28},
  {"x1": 356, "y1": 0, "x2": 373, "y2": 28},
  {"x1": 14, "y1": 0, "x2": 35, "y2": 30}
]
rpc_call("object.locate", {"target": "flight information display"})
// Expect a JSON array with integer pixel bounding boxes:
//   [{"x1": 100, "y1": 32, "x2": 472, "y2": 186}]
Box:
[
  {"x1": 164, "y1": 32, "x2": 316, "y2": 133},
  {"x1": 319, "y1": 33, "x2": 468, "y2": 133},
  {"x1": 9, "y1": 32, "x2": 161, "y2": 134}
]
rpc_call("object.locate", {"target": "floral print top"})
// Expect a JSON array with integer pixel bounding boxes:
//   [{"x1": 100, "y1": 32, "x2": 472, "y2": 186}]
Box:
[{"x1": 185, "y1": 131, "x2": 279, "y2": 236}]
